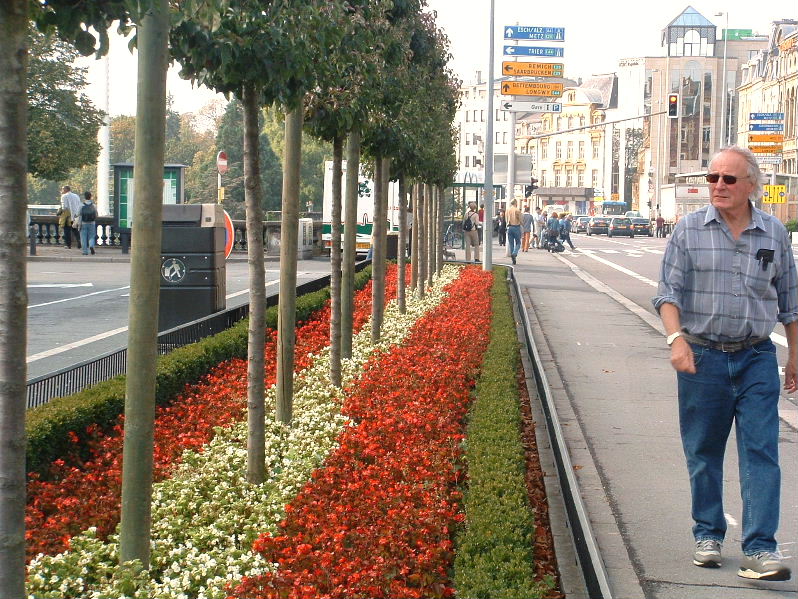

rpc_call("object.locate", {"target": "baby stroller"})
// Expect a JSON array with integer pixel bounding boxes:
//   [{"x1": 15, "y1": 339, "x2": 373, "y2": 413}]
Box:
[{"x1": 544, "y1": 230, "x2": 565, "y2": 253}]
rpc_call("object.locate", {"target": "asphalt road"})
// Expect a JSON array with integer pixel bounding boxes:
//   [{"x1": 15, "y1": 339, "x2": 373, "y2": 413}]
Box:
[{"x1": 26, "y1": 258, "x2": 333, "y2": 380}]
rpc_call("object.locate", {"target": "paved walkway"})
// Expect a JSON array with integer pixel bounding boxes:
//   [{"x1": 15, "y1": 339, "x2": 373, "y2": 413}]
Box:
[{"x1": 483, "y1": 240, "x2": 797, "y2": 598}]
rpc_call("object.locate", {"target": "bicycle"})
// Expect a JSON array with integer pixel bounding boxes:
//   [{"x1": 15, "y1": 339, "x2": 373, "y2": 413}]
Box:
[{"x1": 443, "y1": 223, "x2": 463, "y2": 249}]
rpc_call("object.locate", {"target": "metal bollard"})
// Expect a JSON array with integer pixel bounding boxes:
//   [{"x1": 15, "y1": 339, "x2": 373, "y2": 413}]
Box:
[{"x1": 29, "y1": 224, "x2": 36, "y2": 256}]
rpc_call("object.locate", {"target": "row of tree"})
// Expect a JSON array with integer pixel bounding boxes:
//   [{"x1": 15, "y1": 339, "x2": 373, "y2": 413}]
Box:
[{"x1": 0, "y1": 1, "x2": 459, "y2": 595}]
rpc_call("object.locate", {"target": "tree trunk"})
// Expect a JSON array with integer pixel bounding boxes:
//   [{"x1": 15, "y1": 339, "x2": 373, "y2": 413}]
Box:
[
  {"x1": 340, "y1": 130, "x2": 360, "y2": 359},
  {"x1": 275, "y1": 106, "x2": 302, "y2": 424},
  {"x1": 370, "y1": 157, "x2": 386, "y2": 343},
  {"x1": 426, "y1": 184, "x2": 435, "y2": 285},
  {"x1": 437, "y1": 185, "x2": 444, "y2": 276},
  {"x1": 397, "y1": 175, "x2": 407, "y2": 314},
  {"x1": 0, "y1": 1, "x2": 28, "y2": 594},
  {"x1": 410, "y1": 184, "x2": 418, "y2": 293},
  {"x1": 329, "y1": 136, "x2": 343, "y2": 387},
  {"x1": 119, "y1": 0, "x2": 169, "y2": 568},
  {"x1": 242, "y1": 83, "x2": 266, "y2": 484},
  {"x1": 417, "y1": 183, "x2": 426, "y2": 298}
]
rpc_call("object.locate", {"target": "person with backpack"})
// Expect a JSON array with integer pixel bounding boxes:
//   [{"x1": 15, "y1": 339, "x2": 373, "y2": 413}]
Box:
[
  {"x1": 462, "y1": 201, "x2": 480, "y2": 263},
  {"x1": 546, "y1": 211, "x2": 563, "y2": 252},
  {"x1": 79, "y1": 191, "x2": 97, "y2": 255}
]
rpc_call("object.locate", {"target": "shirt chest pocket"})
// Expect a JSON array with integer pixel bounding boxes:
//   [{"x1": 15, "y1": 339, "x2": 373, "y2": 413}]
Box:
[{"x1": 742, "y1": 250, "x2": 775, "y2": 297}]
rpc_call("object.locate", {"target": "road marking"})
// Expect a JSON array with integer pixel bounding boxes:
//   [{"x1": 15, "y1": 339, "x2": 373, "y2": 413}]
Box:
[
  {"x1": 576, "y1": 250, "x2": 659, "y2": 287},
  {"x1": 26, "y1": 326, "x2": 129, "y2": 363},
  {"x1": 28, "y1": 285, "x2": 131, "y2": 309},
  {"x1": 28, "y1": 283, "x2": 94, "y2": 288}
]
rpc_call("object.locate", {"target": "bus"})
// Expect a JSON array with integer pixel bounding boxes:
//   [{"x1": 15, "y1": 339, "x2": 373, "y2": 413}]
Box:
[
  {"x1": 593, "y1": 200, "x2": 627, "y2": 216},
  {"x1": 321, "y1": 161, "x2": 402, "y2": 255}
]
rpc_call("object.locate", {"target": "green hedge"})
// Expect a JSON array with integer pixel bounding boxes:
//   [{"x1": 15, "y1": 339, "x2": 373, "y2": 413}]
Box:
[
  {"x1": 26, "y1": 267, "x2": 372, "y2": 476},
  {"x1": 454, "y1": 267, "x2": 553, "y2": 598}
]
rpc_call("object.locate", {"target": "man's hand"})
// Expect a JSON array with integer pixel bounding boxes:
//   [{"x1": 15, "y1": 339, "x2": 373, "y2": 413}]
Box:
[
  {"x1": 670, "y1": 337, "x2": 696, "y2": 374},
  {"x1": 784, "y1": 357, "x2": 797, "y2": 394}
]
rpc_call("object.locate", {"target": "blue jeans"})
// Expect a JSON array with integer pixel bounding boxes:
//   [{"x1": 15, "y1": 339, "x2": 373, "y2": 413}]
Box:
[
  {"x1": 80, "y1": 222, "x2": 95, "y2": 254},
  {"x1": 677, "y1": 340, "x2": 781, "y2": 554},
  {"x1": 507, "y1": 225, "x2": 521, "y2": 257}
]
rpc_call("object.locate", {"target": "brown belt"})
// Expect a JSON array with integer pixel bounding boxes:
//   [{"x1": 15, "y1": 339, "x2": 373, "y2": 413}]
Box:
[{"x1": 682, "y1": 332, "x2": 771, "y2": 353}]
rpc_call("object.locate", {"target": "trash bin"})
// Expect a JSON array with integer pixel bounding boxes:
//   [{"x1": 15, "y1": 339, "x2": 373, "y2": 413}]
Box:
[
  {"x1": 386, "y1": 232, "x2": 399, "y2": 260},
  {"x1": 159, "y1": 204, "x2": 226, "y2": 331},
  {"x1": 298, "y1": 217, "x2": 314, "y2": 259}
]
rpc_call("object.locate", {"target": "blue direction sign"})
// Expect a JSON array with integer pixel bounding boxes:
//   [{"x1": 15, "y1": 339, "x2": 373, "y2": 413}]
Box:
[
  {"x1": 504, "y1": 45, "x2": 564, "y2": 58},
  {"x1": 750, "y1": 112, "x2": 784, "y2": 120},
  {"x1": 504, "y1": 26, "x2": 565, "y2": 41},
  {"x1": 749, "y1": 123, "x2": 785, "y2": 132}
]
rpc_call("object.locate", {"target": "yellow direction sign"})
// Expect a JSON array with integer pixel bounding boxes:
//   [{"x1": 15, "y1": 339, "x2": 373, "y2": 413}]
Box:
[
  {"x1": 748, "y1": 133, "x2": 784, "y2": 143},
  {"x1": 502, "y1": 61, "x2": 564, "y2": 77},
  {"x1": 749, "y1": 144, "x2": 783, "y2": 154},
  {"x1": 763, "y1": 184, "x2": 787, "y2": 204},
  {"x1": 500, "y1": 81, "x2": 563, "y2": 97}
]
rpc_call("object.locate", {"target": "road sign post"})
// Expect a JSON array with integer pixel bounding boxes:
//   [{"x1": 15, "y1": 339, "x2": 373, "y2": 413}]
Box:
[
  {"x1": 502, "y1": 61, "x2": 563, "y2": 77},
  {"x1": 500, "y1": 100, "x2": 562, "y2": 113},
  {"x1": 504, "y1": 45, "x2": 564, "y2": 58},
  {"x1": 500, "y1": 81, "x2": 563, "y2": 97}
]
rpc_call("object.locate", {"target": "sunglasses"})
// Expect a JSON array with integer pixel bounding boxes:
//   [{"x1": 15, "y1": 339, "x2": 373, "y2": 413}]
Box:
[{"x1": 706, "y1": 173, "x2": 751, "y2": 185}]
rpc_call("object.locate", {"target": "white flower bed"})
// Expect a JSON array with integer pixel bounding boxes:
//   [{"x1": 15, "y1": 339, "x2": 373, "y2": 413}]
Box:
[{"x1": 28, "y1": 266, "x2": 462, "y2": 599}]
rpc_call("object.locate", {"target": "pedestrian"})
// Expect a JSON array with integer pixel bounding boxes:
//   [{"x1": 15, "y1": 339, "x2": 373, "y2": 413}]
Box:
[
  {"x1": 520, "y1": 205, "x2": 533, "y2": 252},
  {"x1": 560, "y1": 214, "x2": 575, "y2": 250},
  {"x1": 546, "y1": 211, "x2": 561, "y2": 251},
  {"x1": 531, "y1": 207, "x2": 544, "y2": 248},
  {"x1": 534, "y1": 207, "x2": 547, "y2": 249},
  {"x1": 463, "y1": 201, "x2": 480, "y2": 263},
  {"x1": 656, "y1": 214, "x2": 665, "y2": 238},
  {"x1": 497, "y1": 209, "x2": 507, "y2": 246},
  {"x1": 652, "y1": 146, "x2": 797, "y2": 582},
  {"x1": 79, "y1": 191, "x2": 97, "y2": 255},
  {"x1": 58, "y1": 185, "x2": 82, "y2": 249},
  {"x1": 505, "y1": 199, "x2": 522, "y2": 264}
]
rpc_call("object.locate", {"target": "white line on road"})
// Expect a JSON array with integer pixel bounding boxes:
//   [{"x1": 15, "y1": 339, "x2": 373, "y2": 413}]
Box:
[
  {"x1": 26, "y1": 280, "x2": 285, "y2": 362},
  {"x1": 576, "y1": 250, "x2": 659, "y2": 287},
  {"x1": 26, "y1": 327, "x2": 129, "y2": 363},
  {"x1": 28, "y1": 285, "x2": 131, "y2": 309},
  {"x1": 28, "y1": 283, "x2": 94, "y2": 288}
]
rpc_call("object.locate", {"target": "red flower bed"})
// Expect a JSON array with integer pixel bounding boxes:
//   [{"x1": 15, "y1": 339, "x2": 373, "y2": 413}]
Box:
[
  {"x1": 232, "y1": 266, "x2": 493, "y2": 599},
  {"x1": 26, "y1": 266, "x2": 404, "y2": 562}
]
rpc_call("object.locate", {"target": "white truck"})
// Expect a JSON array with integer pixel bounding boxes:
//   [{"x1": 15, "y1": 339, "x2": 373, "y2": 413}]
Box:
[{"x1": 321, "y1": 160, "x2": 403, "y2": 255}]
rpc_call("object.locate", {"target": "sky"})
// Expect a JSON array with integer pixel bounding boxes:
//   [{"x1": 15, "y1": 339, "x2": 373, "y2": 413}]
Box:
[{"x1": 77, "y1": 0, "x2": 797, "y2": 117}]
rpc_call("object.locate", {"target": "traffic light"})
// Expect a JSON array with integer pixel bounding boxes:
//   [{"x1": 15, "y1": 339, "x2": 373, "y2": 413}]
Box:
[
  {"x1": 525, "y1": 178, "x2": 539, "y2": 198},
  {"x1": 667, "y1": 93, "x2": 679, "y2": 118}
]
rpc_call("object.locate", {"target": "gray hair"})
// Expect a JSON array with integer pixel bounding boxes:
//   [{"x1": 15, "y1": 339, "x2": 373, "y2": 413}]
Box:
[{"x1": 710, "y1": 145, "x2": 763, "y2": 201}]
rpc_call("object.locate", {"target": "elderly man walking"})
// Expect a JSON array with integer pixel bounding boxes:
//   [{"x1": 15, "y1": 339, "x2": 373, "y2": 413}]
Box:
[{"x1": 653, "y1": 146, "x2": 796, "y2": 582}]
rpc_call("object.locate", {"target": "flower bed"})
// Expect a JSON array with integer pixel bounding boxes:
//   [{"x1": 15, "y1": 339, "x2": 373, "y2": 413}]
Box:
[
  {"x1": 27, "y1": 265, "x2": 462, "y2": 599},
  {"x1": 231, "y1": 267, "x2": 493, "y2": 599},
  {"x1": 25, "y1": 267, "x2": 398, "y2": 562}
]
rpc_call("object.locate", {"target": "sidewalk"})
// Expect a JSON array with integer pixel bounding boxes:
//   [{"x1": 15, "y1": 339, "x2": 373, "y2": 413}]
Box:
[{"x1": 501, "y1": 241, "x2": 798, "y2": 598}]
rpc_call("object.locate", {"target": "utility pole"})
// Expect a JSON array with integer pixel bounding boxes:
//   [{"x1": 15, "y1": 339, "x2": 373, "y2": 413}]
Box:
[{"x1": 482, "y1": 0, "x2": 495, "y2": 270}]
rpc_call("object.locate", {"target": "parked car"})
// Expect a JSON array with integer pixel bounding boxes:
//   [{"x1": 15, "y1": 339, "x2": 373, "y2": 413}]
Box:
[
  {"x1": 575, "y1": 216, "x2": 590, "y2": 233},
  {"x1": 631, "y1": 217, "x2": 653, "y2": 237},
  {"x1": 607, "y1": 217, "x2": 634, "y2": 238},
  {"x1": 586, "y1": 216, "x2": 610, "y2": 235}
]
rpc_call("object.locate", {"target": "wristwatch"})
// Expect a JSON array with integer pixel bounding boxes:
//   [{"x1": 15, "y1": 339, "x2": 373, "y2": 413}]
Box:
[{"x1": 666, "y1": 331, "x2": 682, "y2": 346}]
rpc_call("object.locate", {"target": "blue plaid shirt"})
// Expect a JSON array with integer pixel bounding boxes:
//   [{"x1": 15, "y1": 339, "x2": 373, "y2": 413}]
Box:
[{"x1": 652, "y1": 203, "x2": 798, "y2": 342}]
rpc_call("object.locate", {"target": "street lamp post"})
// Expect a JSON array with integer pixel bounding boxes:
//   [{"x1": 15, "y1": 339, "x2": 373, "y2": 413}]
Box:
[
  {"x1": 716, "y1": 11, "x2": 729, "y2": 150},
  {"x1": 482, "y1": 0, "x2": 496, "y2": 270}
]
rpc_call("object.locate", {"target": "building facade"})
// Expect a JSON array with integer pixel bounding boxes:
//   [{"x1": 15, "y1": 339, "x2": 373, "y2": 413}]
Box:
[{"x1": 737, "y1": 20, "x2": 798, "y2": 221}]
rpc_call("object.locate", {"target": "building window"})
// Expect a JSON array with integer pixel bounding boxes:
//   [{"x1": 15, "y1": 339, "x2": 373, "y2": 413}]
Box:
[
  {"x1": 592, "y1": 139, "x2": 600, "y2": 159},
  {"x1": 473, "y1": 109, "x2": 477, "y2": 121},
  {"x1": 541, "y1": 170, "x2": 547, "y2": 186},
  {"x1": 568, "y1": 116, "x2": 573, "y2": 129},
  {"x1": 481, "y1": 110, "x2": 485, "y2": 122},
  {"x1": 496, "y1": 132, "x2": 501, "y2": 144},
  {"x1": 565, "y1": 168, "x2": 573, "y2": 186},
  {"x1": 556, "y1": 116, "x2": 562, "y2": 130},
  {"x1": 466, "y1": 111, "x2": 470, "y2": 122},
  {"x1": 465, "y1": 134, "x2": 470, "y2": 145},
  {"x1": 541, "y1": 141, "x2": 548, "y2": 159},
  {"x1": 567, "y1": 141, "x2": 573, "y2": 159},
  {"x1": 502, "y1": 132, "x2": 507, "y2": 144},
  {"x1": 556, "y1": 141, "x2": 562, "y2": 159},
  {"x1": 580, "y1": 116, "x2": 585, "y2": 127},
  {"x1": 579, "y1": 141, "x2": 585, "y2": 159},
  {"x1": 504, "y1": 111, "x2": 508, "y2": 121},
  {"x1": 592, "y1": 169, "x2": 598, "y2": 188},
  {"x1": 465, "y1": 156, "x2": 470, "y2": 167},
  {"x1": 555, "y1": 169, "x2": 562, "y2": 186},
  {"x1": 577, "y1": 170, "x2": 584, "y2": 187},
  {"x1": 496, "y1": 109, "x2": 500, "y2": 121}
]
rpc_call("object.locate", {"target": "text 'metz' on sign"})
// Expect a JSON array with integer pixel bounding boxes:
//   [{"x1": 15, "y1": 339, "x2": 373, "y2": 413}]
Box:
[{"x1": 504, "y1": 26, "x2": 565, "y2": 41}]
